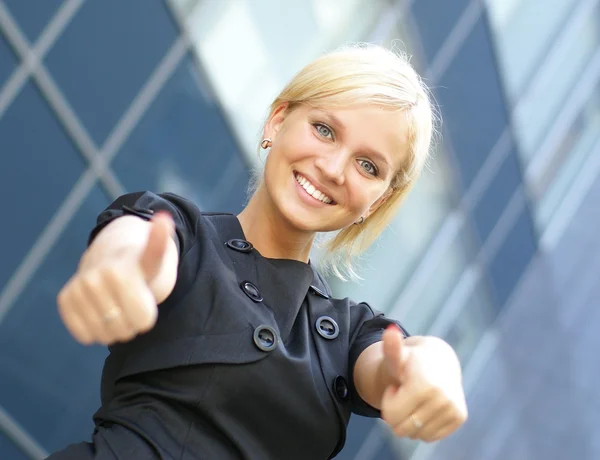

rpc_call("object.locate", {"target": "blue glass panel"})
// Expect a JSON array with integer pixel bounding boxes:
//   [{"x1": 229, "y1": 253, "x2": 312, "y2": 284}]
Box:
[
  {"x1": 45, "y1": 0, "x2": 179, "y2": 145},
  {"x1": 489, "y1": 203, "x2": 537, "y2": 306},
  {"x1": 0, "y1": 80, "x2": 86, "y2": 291},
  {"x1": 373, "y1": 439, "x2": 399, "y2": 460},
  {"x1": 436, "y1": 18, "x2": 509, "y2": 189},
  {"x1": 0, "y1": 431, "x2": 30, "y2": 460},
  {"x1": 0, "y1": 34, "x2": 17, "y2": 88},
  {"x1": 0, "y1": 185, "x2": 110, "y2": 453},
  {"x1": 334, "y1": 416, "x2": 379, "y2": 460},
  {"x1": 411, "y1": 0, "x2": 471, "y2": 61},
  {"x1": 112, "y1": 54, "x2": 249, "y2": 214},
  {"x1": 472, "y1": 148, "x2": 522, "y2": 243},
  {"x1": 4, "y1": 0, "x2": 63, "y2": 43}
]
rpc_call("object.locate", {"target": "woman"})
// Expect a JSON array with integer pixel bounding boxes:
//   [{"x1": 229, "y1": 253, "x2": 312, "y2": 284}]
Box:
[{"x1": 49, "y1": 45, "x2": 467, "y2": 459}]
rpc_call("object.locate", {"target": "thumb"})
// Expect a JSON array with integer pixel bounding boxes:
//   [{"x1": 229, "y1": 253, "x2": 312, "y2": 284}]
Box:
[
  {"x1": 139, "y1": 211, "x2": 175, "y2": 282},
  {"x1": 382, "y1": 324, "x2": 409, "y2": 382}
]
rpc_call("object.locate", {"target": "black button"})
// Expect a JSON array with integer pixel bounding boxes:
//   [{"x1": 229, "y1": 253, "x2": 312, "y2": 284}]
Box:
[
  {"x1": 316, "y1": 316, "x2": 339, "y2": 340},
  {"x1": 240, "y1": 281, "x2": 263, "y2": 302},
  {"x1": 309, "y1": 285, "x2": 329, "y2": 299},
  {"x1": 253, "y1": 325, "x2": 277, "y2": 352},
  {"x1": 226, "y1": 239, "x2": 253, "y2": 253},
  {"x1": 333, "y1": 376, "x2": 349, "y2": 401}
]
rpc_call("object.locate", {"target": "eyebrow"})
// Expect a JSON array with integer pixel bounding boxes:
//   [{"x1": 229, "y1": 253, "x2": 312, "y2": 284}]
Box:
[{"x1": 315, "y1": 109, "x2": 393, "y2": 169}]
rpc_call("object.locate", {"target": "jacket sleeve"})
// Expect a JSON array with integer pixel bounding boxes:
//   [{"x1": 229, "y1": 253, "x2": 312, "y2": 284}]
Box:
[
  {"x1": 87, "y1": 191, "x2": 200, "y2": 260},
  {"x1": 348, "y1": 301, "x2": 410, "y2": 417}
]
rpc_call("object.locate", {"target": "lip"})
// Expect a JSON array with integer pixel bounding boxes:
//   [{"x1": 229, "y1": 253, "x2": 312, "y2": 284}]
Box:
[{"x1": 293, "y1": 171, "x2": 336, "y2": 206}]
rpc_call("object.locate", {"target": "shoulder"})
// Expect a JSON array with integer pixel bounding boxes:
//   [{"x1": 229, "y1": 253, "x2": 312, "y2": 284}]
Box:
[{"x1": 90, "y1": 191, "x2": 230, "y2": 257}]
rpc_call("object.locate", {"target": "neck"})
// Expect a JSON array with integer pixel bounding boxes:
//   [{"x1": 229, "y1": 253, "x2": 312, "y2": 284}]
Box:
[{"x1": 237, "y1": 184, "x2": 315, "y2": 263}]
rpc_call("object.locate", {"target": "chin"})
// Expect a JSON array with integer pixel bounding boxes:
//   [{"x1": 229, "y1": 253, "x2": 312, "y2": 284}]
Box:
[{"x1": 279, "y1": 203, "x2": 346, "y2": 233}]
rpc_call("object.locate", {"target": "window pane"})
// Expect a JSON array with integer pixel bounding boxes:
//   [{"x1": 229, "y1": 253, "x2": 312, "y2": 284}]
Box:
[
  {"x1": 171, "y1": 0, "x2": 387, "y2": 160},
  {"x1": 511, "y1": 2, "x2": 600, "y2": 163},
  {"x1": 444, "y1": 275, "x2": 496, "y2": 365},
  {"x1": 0, "y1": 429, "x2": 31, "y2": 460},
  {"x1": 485, "y1": 0, "x2": 579, "y2": 101},
  {"x1": 487, "y1": 0, "x2": 600, "y2": 235},
  {"x1": 0, "y1": 186, "x2": 110, "y2": 453},
  {"x1": 536, "y1": 82, "x2": 600, "y2": 228}
]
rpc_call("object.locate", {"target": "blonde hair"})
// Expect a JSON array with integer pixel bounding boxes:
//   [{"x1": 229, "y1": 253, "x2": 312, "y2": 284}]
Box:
[{"x1": 257, "y1": 43, "x2": 437, "y2": 280}]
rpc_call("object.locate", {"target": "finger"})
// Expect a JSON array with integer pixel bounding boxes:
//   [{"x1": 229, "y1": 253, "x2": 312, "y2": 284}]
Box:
[
  {"x1": 392, "y1": 416, "x2": 422, "y2": 439},
  {"x1": 108, "y1": 271, "x2": 157, "y2": 334},
  {"x1": 139, "y1": 211, "x2": 174, "y2": 282},
  {"x1": 406, "y1": 408, "x2": 452, "y2": 441},
  {"x1": 382, "y1": 324, "x2": 408, "y2": 380},
  {"x1": 418, "y1": 404, "x2": 465, "y2": 442},
  {"x1": 78, "y1": 275, "x2": 134, "y2": 343},
  {"x1": 57, "y1": 287, "x2": 93, "y2": 345},
  {"x1": 388, "y1": 399, "x2": 430, "y2": 438},
  {"x1": 69, "y1": 292, "x2": 112, "y2": 345},
  {"x1": 380, "y1": 384, "x2": 421, "y2": 427},
  {"x1": 429, "y1": 419, "x2": 462, "y2": 442}
]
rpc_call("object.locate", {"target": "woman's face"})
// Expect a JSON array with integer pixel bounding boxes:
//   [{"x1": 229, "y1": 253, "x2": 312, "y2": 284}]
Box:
[{"x1": 262, "y1": 103, "x2": 409, "y2": 233}]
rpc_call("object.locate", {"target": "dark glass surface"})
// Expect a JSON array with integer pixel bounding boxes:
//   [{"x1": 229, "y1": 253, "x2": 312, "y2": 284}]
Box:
[
  {"x1": 489, "y1": 203, "x2": 537, "y2": 306},
  {"x1": 0, "y1": 185, "x2": 111, "y2": 453},
  {"x1": 4, "y1": 0, "x2": 63, "y2": 43},
  {"x1": 45, "y1": 0, "x2": 179, "y2": 145},
  {"x1": 0, "y1": 80, "x2": 86, "y2": 291},
  {"x1": 0, "y1": 430, "x2": 31, "y2": 460},
  {"x1": 335, "y1": 415, "x2": 379, "y2": 459},
  {"x1": 112, "y1": 53, "x2": 249, "y2": 214},
  {"x1": 436, "y1": 18, "x2": 509, "y2": 189},
  {"x1": 0, "y1": 34, "x2": 17, "y2": 89},
  {"x1": 411, "y1": 0, "x2": 471, "y2": 60},
  {"x1": 472, "y1": 147, "x2": 523, "y2": 242}
]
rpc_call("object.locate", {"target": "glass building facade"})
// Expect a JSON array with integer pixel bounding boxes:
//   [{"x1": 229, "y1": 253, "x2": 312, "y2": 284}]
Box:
[{"x1": 0, "y1": 1, "x2": 598, "y2": 459}]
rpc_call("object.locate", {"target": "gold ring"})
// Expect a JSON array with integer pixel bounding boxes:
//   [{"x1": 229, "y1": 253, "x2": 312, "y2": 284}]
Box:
[
  {"x1": 410, "y1": 414, "x2": 423, "y2": 430},
  {"x1": 103, "y1": 308, "x2": 121, "y2": 322}
]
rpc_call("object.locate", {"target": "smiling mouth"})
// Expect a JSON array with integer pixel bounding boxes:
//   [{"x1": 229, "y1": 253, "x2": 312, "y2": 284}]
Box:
[{"x1": 294, "y1": 172, "x2": 335, "y2": 204}]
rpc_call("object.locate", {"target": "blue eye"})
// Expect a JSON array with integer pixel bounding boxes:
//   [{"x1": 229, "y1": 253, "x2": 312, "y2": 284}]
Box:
[
  {"x1": 359, "y1": 159, "x2": 378, "y2": 176},
  {"x1": 314, "y1": 123, "x2": 333, "y2": 139}
]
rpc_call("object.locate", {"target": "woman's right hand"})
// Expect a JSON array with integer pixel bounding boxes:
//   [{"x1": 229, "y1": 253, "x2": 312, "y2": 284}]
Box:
[{"x1": 57, "y1": 212, "x2": 176, "y2": 345}]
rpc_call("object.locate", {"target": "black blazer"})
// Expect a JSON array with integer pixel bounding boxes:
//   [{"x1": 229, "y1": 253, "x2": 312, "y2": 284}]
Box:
[{"x1": 50, "y1": 192, "x2": 408, "y2": 460}]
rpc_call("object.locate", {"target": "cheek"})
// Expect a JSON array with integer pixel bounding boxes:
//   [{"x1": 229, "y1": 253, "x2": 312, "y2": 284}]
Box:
[{"x1": 347, "y1": 181, "x2": 387, "y2": 212}]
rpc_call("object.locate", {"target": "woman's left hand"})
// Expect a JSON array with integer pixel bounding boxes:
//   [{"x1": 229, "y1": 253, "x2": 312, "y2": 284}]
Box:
[{"x1": 379, "y1": 325, "x2": 468, "y2": 442}]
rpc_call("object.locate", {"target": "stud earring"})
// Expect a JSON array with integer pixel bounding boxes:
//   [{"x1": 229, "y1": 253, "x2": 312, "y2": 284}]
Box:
[
  {"x1": 354, "y1": 216, "x2": 364, "y2": 225},
  {"x1": 261, "y1": 138, "x2": 272, "y2": 149}
]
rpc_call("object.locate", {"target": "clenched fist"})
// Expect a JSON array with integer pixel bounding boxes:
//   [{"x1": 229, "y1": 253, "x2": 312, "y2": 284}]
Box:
[{"x1": 57, "y1": 212, "x2": 175, "y2": 345}]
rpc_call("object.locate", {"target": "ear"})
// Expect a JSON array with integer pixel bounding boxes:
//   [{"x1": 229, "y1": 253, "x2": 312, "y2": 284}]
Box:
[
  {"x1": 365, "y1": 188, "x2": 393, "y2": 218},
  {"x1": 263, "y1": 102, "x2": 289, "y2": 141}
]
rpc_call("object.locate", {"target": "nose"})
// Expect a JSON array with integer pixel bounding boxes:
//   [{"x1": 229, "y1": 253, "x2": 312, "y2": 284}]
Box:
[{"x1": 314, "y1": 151, "x2": 347, "y2": 186}]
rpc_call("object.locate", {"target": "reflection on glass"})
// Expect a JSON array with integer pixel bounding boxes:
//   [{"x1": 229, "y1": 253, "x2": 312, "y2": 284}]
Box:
[
  {"x1": 113, "y1": 54, "x2": 250, "y2": 214},
  {"x1": 444, "y1": 276, "x2": 496, "y2": 365},
  {"x1": 487, "y1": 0, "x2": 600, "y2": 234},
  {"x1": 512, "y1": 2, "x2": 600, "y2": 163},
  {"x1": 536, "y1": 82, "x2": 600, "y2": 228},
  {"x1": 485, "y1": 0, "x2": 579, "y2": 102},
  {"x1": 170, "y1": 0, "x2": 386, "y2": 160},
  {"x1": 399, "y1": 224, "x2": 468, "y2": 334}
]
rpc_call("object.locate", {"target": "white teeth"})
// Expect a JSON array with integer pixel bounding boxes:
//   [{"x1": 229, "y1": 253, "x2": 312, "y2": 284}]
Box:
[{"x1": 295, "y1": 173, "x2": 333, "y2": 204}]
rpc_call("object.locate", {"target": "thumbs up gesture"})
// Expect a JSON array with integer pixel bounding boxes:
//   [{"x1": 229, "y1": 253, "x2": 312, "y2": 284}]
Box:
[
  {"x1": 379, "y1": 325, "x2": 468, "y2": 442},
  {"x1": 58, "y1": 212, "x2": 176, "y2": 346}
]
